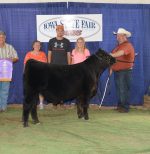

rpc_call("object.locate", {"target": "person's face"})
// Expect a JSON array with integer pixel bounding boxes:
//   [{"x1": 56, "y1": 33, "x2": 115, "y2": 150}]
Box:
[
  {"x1": 0, "y1": 34, "x2": 6, "y2": 45},
  {"x1": 33, "y1": 42, "x2": 41, "y2": 51},
  {"x1": 116, "y1": 34, "x2": 126, "y2": 44},
  {"x1": 77, "y1": 39, "x2": 85, "y2": 48},
  {"x1": 56, "y1": 29, "x2": 64, "y2": 37}
]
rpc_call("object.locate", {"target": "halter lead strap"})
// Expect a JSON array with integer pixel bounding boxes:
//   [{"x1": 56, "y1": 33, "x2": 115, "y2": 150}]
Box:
[
  {"x1": 94, "y1": 54, "x2": 103, "y2": 61},
  {"x1": 116, "y1": 59, "x2": 134, "y2": 63}
]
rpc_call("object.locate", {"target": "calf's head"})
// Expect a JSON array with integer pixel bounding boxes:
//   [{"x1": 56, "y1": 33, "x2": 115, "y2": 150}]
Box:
[{"x1": 95, "y1": 48, "x2": 116, "y2": 66}]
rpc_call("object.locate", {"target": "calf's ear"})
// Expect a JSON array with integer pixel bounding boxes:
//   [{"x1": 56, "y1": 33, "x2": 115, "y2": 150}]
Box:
[
  {"x1": 98, "y1": 48, "x2": 107, "y2": 53},
  {"x1": 98, "y1": 48, "x2": 103, "y2": 52}
]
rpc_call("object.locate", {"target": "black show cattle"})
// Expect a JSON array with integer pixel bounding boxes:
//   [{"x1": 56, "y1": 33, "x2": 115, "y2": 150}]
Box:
[{"x1": 23, "y1": 49, "x2": 116, "y2": 127}]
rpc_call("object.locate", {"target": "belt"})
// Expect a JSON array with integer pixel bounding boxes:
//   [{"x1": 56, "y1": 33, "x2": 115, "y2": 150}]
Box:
[{"x1": 115, "y1": 68, "x2": 133, "y2": 72}]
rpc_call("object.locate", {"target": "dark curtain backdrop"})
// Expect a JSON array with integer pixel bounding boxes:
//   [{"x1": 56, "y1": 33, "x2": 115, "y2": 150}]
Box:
[{"x1": 0, "y1": 2, "x2": 149, "y2": 106}]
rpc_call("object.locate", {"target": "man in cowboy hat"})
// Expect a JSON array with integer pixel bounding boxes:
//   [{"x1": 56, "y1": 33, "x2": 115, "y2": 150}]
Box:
[{"x1": 110, "y1": 28, "x2": 135, "y2": 112}]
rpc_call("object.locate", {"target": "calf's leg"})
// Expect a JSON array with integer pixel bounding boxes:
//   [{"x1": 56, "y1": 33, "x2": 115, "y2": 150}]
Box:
[
  {"x1": 23, "y1": 93, "x2": 39, "y2": 127},
  {"x1": 31, "y1": 103, "x2": 40, "y2": 124},
  {"x1": 83, "y1": 105, "x2": 89, "y2": 120},
  {"x1": 82, "y1": 97, "x2": 89, "y2": 120},
  {"x1": 23, "y1": 102, "x2": 31, "y2": 127},
  {"x1": 76, "y1": 99, "x2": 83, "y2": 119}
]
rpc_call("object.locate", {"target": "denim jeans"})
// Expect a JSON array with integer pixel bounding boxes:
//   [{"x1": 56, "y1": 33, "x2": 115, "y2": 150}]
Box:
[
  {"x1": 114, "y1": 69, "x2": 132, "y2": 111},
  {"x1": 0, "y1": 81, "x2": 10, "y2": 110}
]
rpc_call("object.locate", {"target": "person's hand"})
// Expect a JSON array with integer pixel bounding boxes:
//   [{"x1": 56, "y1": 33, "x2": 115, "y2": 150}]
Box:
[
  {"x1": 12, "y1": 58, "x2": 19, "y2": 63},
  {"x1": 109, "y1": 68, "x2": 113, "y2": 75}
]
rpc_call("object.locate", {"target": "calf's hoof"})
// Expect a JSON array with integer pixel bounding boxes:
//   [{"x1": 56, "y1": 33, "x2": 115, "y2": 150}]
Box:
[
  {"x1": 23, "y1": 122, "x2": 29, "y2": 127},
  {"x1": 84, "y1": 115, "x2": 89, "y2": 120},
  {"x1": 78, "y1": 113, "x2": 84, "y2": 119},
  {"x1": 32, "y1": 120, "x2": 40, "y2": 125}
]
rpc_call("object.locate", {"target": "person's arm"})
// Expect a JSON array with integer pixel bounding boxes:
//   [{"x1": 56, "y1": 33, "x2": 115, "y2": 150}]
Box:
[
  {"x1": 66, "y1": 39, "x2": 71, "y2": 65},
  {"x1": 48, "y1": 39, "x2": 53, "y2": 63},
  {"x1": 42, "y1": 52, "x2": 47, "y2": 63},
  {"x1": 48, "y1": 51, "x2": 52, "y2": 63},
  {"x1": 10, "y1": 45, "x2": 19, "y2": 63},
  {"x1": 70, "y1": 50, "x2": 74, "y2": 65},
  {"x1": 23, "y1": 52, "x2": 30, "y2": 64},
  {"x1": 67, "y1": 52, "x2": 71, "y2": 65},
  {"x1": 85, "y1": 48, "x2": 90, "y2": 58},
  {"x1": 110, "y1": 50, "x2": 124, "y2": 58},
  {"x1": 109, "y1": 68, "x2": 113, "y2": 75}
]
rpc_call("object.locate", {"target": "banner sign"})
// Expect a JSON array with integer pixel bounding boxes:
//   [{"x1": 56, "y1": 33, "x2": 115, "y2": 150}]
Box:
[
  {"x1": 0, "y1": 59, "x2": 13, "y2": 81},
  {"x1": 36, "y1": 14, "x2": 102, "y2": 42}
]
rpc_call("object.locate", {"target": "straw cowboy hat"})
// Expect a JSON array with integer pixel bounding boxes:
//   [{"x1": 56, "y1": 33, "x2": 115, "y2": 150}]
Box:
[{"x1": 113, "y1": 28, "x2": 131, "y2": 37}]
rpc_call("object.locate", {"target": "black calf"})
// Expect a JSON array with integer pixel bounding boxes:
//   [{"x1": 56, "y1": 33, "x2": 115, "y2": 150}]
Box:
[{"x1": 23, "y1": 49, "x2": 116, "y2": 127}]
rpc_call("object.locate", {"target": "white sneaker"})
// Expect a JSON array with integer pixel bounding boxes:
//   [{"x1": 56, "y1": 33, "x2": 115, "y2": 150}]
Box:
[{"x1": 39, "y1": 103, "x2": 44, "y2": 110}]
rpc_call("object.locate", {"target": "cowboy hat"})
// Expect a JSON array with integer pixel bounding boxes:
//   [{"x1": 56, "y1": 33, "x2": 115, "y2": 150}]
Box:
[{"x1": 113, "y1": 28, "x2": 131, "y2": 37}]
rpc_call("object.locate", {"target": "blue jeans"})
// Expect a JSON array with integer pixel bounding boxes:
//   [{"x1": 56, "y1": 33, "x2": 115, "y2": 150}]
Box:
[
  {"x1": 0, "y1": 81, "x2": 10, "y2": 110},
  {"x1": 114, "y1": 69, "x2": 132, "y2": 111}
]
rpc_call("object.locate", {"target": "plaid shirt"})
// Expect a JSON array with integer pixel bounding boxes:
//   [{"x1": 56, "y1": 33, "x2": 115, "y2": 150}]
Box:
[{"x1": 0, "y1": 43, "x2": 18, "y2": 59}]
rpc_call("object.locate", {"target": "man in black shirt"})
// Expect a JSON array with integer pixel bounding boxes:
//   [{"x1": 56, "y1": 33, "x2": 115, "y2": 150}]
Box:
[
  {"x1": 48, "y1": 25, "x2": 71, "y2": 107},
  {"x1": 48, "y1": 25, "x2": 71, "y2": 65}
]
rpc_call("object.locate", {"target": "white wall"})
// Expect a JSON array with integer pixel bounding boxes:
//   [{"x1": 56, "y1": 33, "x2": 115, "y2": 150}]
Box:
[{"x1": 0, "y1": 0, "x2": 149, "y2": 4}]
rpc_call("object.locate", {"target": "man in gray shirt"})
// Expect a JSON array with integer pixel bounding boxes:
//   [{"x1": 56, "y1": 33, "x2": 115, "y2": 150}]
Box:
[{"x1": 0, "y1": 31, "x2": 18, "y2": 112}]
